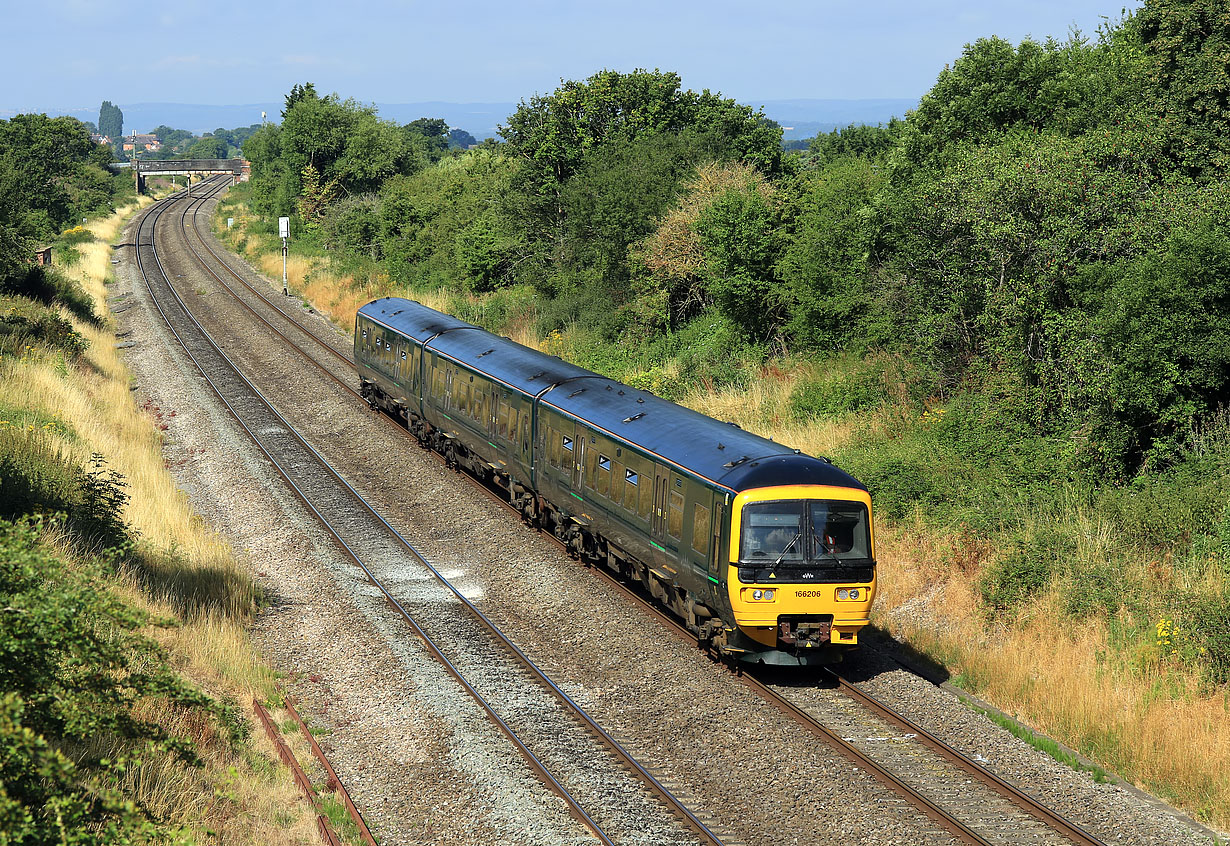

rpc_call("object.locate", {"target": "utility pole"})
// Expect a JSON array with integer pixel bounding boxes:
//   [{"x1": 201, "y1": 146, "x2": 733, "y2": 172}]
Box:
[{"x1": 279, "y1": 216, "x2": 290, "y2": 295}]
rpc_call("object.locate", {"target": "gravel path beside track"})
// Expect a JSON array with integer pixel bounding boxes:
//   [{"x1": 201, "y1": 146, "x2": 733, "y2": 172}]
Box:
[{"x1": 110, "y1": 189, "x2": 1225, "y2": 846}]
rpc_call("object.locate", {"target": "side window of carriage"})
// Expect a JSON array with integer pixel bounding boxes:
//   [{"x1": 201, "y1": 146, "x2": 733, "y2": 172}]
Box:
[
  {"x1": 692, "y1": 503, "x2": 710, "y2": 554},
  {"x1": 597, "y1": 454, "x2": 611, "y2": 497},
  {"x1": 668, "y1": 490, "x2": 684, "y2": 538},
  {"x1": 623, "y1": 467, "x2": 639, "y2": 512}
]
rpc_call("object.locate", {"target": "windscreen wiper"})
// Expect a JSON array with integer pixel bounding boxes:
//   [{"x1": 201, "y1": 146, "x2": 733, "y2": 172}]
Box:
[{"x1": 767, "y1": 532, "x2": 802, "y2": 576}]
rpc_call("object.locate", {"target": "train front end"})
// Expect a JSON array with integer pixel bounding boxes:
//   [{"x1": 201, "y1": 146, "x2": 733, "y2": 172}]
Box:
[{"x1": 725, "y1": 483, "x2": 876, "y2": 665}]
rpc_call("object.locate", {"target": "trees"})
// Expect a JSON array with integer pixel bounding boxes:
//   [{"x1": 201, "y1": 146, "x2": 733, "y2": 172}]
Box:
[
  {"x1": 97, "y1": 101, "x2": 122, "y2": 141},
  {"x1": 1138, "y1": 0, "x2": 1230, "y2": 176},
  {"x1": 500, "y1": 69, "x2": 782, "y2": 244},
  {"x1": 185, "y1": 136, "x2": 227, "y2": 159},
  {"x1": 449, "y1": 128, "x2": 478, "y2": 149}
]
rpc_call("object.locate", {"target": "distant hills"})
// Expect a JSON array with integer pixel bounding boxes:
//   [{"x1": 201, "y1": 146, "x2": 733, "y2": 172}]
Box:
[{"x1": 4, "y1": 98, "x2": 917, "y2": 142}]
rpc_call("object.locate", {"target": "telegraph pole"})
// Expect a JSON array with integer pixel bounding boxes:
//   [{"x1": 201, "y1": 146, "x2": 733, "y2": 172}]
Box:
[{"x1": 279, "y1": 216, "x2": 290, "y2": 295}]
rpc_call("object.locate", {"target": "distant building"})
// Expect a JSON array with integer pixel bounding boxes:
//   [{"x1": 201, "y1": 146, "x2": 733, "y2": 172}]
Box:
[
  {"x1": 90, "y1": 133, "x2": 112, "y2": 145},
  {"x1": 122, "y1": 133, "x2": 162, "y2": 152},
  {"x1": 33, "y1": 246, "x2": 52, "y2": 266}
]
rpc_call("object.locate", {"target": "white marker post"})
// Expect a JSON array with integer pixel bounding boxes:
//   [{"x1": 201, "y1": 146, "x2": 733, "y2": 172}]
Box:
[{"x1": 279, "y1": 216, "x2": 290, "y2": 296}]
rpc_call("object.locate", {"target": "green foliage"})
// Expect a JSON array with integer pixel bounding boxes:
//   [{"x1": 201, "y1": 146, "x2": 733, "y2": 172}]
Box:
[
  {"x1": 500, "y1": 68, "x2": 782, "y2": 248},
  {"x1": 1181, "y1": 593, "x2": 1230, "y2": 685},
  {"x1": 0, "y1": 295, "x2": 86, "y2": 360},
  {"x1": 0, "y1": 428, "x2": 129, "y2": 548},
  {"x1": 1138, "y1": 0, "x2": 1230, "y2": 176},
  {"x1": 97, "y1": 100, "x2": 122, "y2": 143},
  {"x1": 0, "y1": 517, "x2": 213, "y2": 843},
  {"x1": 695, "y1": 184, "x2": 781, "y2": 337},
  {"x1": 1087, "y1": 220, "x2": 1230, "y2": 469},
  {"x1": 558, "y1": 132, "x2": 705, "y2": 295},
  {"x1": 805, "y1": 121, "x2": 901, "y2": 166},
  {"x1": 979, "y1": 531, "x2": 1059, "y2": 614},
  {"x1": 0, "y1": 113, "x2": 118, "y2": 280},
  {"x1": 319, "y1": 194, "x2": 382, "y2": 260},
  {"x1": 1, "y1": 263, "x2": 96, "y2": 325},
  {"x1": 185, "y1": 135, "x2": 227, "y2": 159},
  {"x1": 378, "y1": 150, "x2": 520, "y2": 290},
  {"x1": 789, "y1": 363, "x2": 895, "y2": 418},
  {"x1": 776, "y1": 158, "x2": 883, "y2": 349}
]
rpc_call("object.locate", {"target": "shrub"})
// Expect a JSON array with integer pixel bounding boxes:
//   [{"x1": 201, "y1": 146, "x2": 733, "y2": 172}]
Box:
[
  {"x1": 0, "y1": 518, "x2": 215, "y2": 842},
  {"x1": 979, "y1": 532, "x2": 1058, "y2": 614},
  {"x1": 1182, "y1": 593, "x2": 1230, "y2": 685},
  {"x1": 856, "y1": 457, "x2": 935, "y2": 519},
  {"x1": 0, "y1": 428, "x2": 129, "y2": 550},
  {"x1": 0, "y1": 265, "x2": 96, "y2": 325},
  {"x1": 0, "y1": 296, "x2": 86, "y2": 359}
]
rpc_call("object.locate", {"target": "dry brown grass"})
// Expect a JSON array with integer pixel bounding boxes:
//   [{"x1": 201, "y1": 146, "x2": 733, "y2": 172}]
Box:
[{"x1": 1, "y1": 201, "x2": 321, "y2": 843}]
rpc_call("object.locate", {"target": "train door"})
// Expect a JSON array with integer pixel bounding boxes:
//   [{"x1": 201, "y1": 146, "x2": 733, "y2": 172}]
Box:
[
  {"x1": 652, "y1": 465, "x2": 670, "y2": 542},
  {"x1": 683, "y1": 485, "x2": 712, "y2": 576},
  {"x1": 709, "y1": 496, "x2": 725, "y2": 579},
  {"x1": 569, "y1": 423, "x2": 584, "y2": 491}
]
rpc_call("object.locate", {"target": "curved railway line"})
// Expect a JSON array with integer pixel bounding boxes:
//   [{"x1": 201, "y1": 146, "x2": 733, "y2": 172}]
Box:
[
  {"x1": 123, "y1": 179, "x2": 1202, "y2": 846},
  {"x1": 134, "y1": 180, "x2": 730, "y2": 846}
]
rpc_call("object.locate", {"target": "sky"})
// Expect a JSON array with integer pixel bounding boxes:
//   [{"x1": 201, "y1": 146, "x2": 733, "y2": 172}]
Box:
[{"x1": 2, "y1": 0, "x2": 1140, "y2": 112}]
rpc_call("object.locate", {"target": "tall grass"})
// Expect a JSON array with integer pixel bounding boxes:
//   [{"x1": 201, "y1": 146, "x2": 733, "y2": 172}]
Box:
[{"x1": 2, "y1": 199, "x2": 322, "y2": 843}]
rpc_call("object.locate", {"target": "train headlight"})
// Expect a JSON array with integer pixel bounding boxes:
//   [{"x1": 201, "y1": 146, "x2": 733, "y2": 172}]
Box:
[
  {"x1": 764, "y1": 589, "x2": 775, "y2": 601},
  {"x1": 753, "y1": 589, "x2": 763, "y2": 600},
  {"x1": 837, "y1": 589, "x2": 849, "y2": 600},
  {"x1": 849, "y1": 588, "x2": 860, "y2": 600},
  {"x1": 837, "y1": 588, "x2": 862, "y2": 601}
]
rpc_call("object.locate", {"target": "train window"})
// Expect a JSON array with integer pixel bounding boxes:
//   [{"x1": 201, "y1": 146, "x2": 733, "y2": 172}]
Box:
[
  {"x1": 400, "y1": 350, "x2": 407, "y2": 361},
  {"x1": 548, "y1": 427, "x2": 561, "y2": 466},
  {"x1": 497, "y1": 399, "x2": 509, "y2": 437},
  {"x1": 692, "y1": 504, "x2": 710, "y2": 554},
  {"x1": 385, "y1": 340, "x2": 391, "y2": 351},
  {"x1": 510, "y1": 407, "x2": 520, "y2": 442},
  {"x1": 611, "y1": 461, "x2": 623, "y2": 502},
  {"x1": 668, "y1": 491, "x2": 684, "y2": 538},
  {"x1": 624, "y1": 469, "x2": 639, "y2": 511},
  {"x1": 639, "y1": 474, "x2": 653, "y2": 517},
  {"x1": 625, "y1": 469, "x2": 638, "y2": 486},
  {"x1": 597, "y1": 456, "x2": 610, "y2": 497},
  {"x1": 562, "y1": 435, "x2": 573, "y2": 451},
  {"x1": 361, "y1": 328, "x2": 368, "y2": 339}
]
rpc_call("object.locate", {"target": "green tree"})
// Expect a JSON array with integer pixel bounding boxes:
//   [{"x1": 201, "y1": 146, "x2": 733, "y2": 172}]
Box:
[
  {"x1": 1138, "y1": 0, "x2": 1230, "y2": 176},
  {"x1": 185, "y1": 135, "x2": 227, "y2": 159},
  {"x1": 97, "y1": 100, "x2": 122, "y2": 141},
  {"x1": 776, "y1": 157, "x2": 884, "y2": 349},
  {"x1": 500, "y1": 69, "x2": 781, "y2": 251}
]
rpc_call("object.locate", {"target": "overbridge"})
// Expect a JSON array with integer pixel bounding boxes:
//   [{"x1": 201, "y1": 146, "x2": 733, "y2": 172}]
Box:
[{"x1": 109, "y1": 158, "x2": 250, "y2": 193}]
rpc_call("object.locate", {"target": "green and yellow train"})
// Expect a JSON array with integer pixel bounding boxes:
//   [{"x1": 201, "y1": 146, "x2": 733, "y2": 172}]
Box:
[{"x1": 356, "y1": 297, "x2": 877, "y2": 665}]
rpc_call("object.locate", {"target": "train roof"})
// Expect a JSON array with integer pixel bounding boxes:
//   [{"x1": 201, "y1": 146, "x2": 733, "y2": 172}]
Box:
[{"x1": 358, "y1": 298, "x2": 866, "y2": 494}]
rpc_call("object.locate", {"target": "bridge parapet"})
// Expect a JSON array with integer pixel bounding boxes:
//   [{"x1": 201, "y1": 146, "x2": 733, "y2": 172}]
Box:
[{"x1": 115, "y1": 158, "x2": 249, "y2": 193}]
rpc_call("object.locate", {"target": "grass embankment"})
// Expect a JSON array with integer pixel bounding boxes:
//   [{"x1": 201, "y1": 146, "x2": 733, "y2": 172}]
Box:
[
  {"x1": 217, "y1": 182, "x2": 1230, "y2": 831},
  {"x1": 1, "y1": 197, "x2": 354, "y2": 843}
]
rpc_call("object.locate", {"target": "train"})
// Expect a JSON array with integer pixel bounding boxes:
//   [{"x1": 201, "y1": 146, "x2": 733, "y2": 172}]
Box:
[{"x1": 355, "y1": 297, "x2": 877, "y2": 666}]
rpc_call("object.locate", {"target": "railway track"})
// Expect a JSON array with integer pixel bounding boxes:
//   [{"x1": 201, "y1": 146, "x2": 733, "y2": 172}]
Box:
[
  {"x1": 133, "y1": 182, "x2": 733, "y2": 846},
  {"x1": 150, "y1": 181, "x2": 1123, "y2": 846}
]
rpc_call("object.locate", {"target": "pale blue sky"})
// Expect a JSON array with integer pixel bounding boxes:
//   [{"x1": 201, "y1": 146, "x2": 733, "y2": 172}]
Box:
[{"x1": 3, "y1": 1, "x2": 1140, "y2": 112}]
